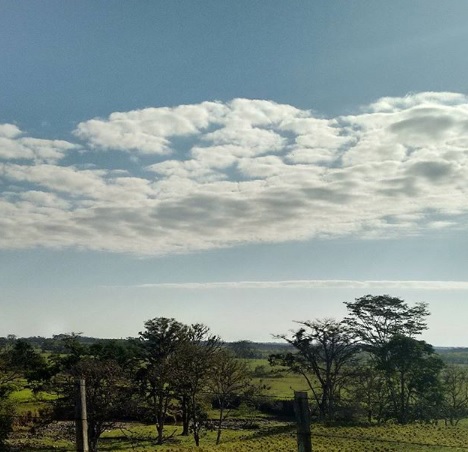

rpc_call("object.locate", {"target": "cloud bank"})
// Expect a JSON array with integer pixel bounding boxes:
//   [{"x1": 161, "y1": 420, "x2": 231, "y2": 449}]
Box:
[{"x1": 2, "y1": 93, "x2": 468, "y2": 254}]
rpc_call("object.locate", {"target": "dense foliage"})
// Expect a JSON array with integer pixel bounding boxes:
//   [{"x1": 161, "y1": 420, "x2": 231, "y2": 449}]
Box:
[{"x1": 271, "y1": 295, "x2": 448, "y2": 425}]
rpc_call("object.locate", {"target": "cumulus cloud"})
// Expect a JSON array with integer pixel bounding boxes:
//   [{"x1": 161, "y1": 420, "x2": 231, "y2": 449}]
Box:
[
  {"x1": 2, "y1": 93, "x2": 468, "y2": 254},
  {"x1": 0, "y1": 124, "x2": 22, "y2": 138},
  {"x1": 0, "y1": 124, "x2": 77, "y2": 162},
  {"x1": 74, "y1": 102, "x2": 228, "y2": 154}
]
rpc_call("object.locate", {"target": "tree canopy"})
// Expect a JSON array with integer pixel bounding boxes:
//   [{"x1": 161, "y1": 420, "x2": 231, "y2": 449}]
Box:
[
  {"x1": 343, "y1": 294, "x2": 429, "y2": 349},
  {"x1": 270, "y1": 319, "x2": 358, "y2": 420}
]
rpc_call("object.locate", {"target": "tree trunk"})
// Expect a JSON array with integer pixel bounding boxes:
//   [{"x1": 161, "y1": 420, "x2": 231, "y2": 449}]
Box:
[
  {"x1": 181, "y1": 395, "x2": 189, "y2": 436},
  {"x1": 193, "y1": 423, "x2": 200, "y2": 447},
  {"x1": 399, "y1": 373, "x2": 406, "y2": 424},
  {"x1": 87, "y1": 424, "x2": 99, "y2": 452},
  {"x1": 156, "y1": 423, "x2": 164, "y2": 445},
  {"x1": 216, "y1": 403, "x2": 224, "y2": 445},
  {"x1": 155, "y1": 393, "x2": 167, "y2": 444},
  {"x1": 89, "y1": 438, "x2": 98, "y2": 452}
]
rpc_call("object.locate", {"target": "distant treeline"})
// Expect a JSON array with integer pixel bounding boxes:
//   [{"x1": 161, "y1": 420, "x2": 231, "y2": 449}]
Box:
[
  {"x1": 0, "y1": 335, "x2": 292, "y2": 358},
  {"x1": 2, "y1": 335, "x2": 468, "y2": 363},
  {"x1": 435, "y1": 348, "x2": 468, "y2": 365}
]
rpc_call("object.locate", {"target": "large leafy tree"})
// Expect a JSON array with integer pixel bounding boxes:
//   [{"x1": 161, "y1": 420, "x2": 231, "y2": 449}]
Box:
[
  {"x1": 208, "y1": 349, "x2": 254, "y2": 445},
  {"x1": 349, "y1": 364, "x2": 387, "y2": 424},
  {"x1": 270, "y1": 319, "x2": 358, "y2": 420},
  {"x1": 54, "y1": 358, "x2": 132, "y2": 452},
  {"x1": 26, "y1": 333, "x2": 132, "y2": 452},
  {"x1": 343, "y1": 295, "x2": 445, "y2": 424},
  {"x1": 46, "y1": 335, "x2": 135, "y2": 452},
  {"x1": 375, "y1": 335, "x2": 444, "y2": 424},
  {"x1": 172, "y1": 324, "x2": 222, "y2": 446},
  {"x1": 343, "y1": 295, "x2": 429, "y2": 350},
  {"x1": 0, "y1": 339, "x2": 47, "y2": 450},
  {"x1": 1, "y1": 339, "x2": 47, "y2": 393},
  {"x1": 135, "y1": 318, "x2": 190, "y2": 445},
  {"x1": 441, "y1": 365, "x2": 468, "y2": 426}
]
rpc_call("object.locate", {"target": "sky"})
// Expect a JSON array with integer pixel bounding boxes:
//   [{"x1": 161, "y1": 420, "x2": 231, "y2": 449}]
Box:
[{"x1": 2, "y1": 1, "x2": 468, "y2": 345}]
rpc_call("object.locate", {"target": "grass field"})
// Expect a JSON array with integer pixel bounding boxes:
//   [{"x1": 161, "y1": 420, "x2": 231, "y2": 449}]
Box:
[
  {"x1": 10, "y1": 420, "x2": 468, "y2": 451},
  {"x1": 248, "y1": 358, "x2": 308, "y2": 398},
  {"x1": 9, "y1": 387, "x2": 56, "y2": 416}
]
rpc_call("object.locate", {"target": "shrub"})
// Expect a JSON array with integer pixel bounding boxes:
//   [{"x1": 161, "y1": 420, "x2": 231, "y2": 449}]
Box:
[{"x1": 0, "y1": 398, "x2": 15, "y2": 450}]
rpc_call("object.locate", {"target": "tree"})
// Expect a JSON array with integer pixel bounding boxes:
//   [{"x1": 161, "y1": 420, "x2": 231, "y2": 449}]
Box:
[
  {"x1": 344, "y1": 295, "x2": 429, "y2": 353},
  {"x1": 0, "y1": 339, "x2": 47, "y2": 393},
  {"x1": 270, "y1": 319, "x2": 358, "y2": 420},
  {"x1": 349, "y1": 364, "x2": 388, "y2": 424},
  {"x1": 54, "y1": 358, "x2": 132, "y2": 452},
  {"x1": 343, "y1": 296, "x2": 446, "y2": 424},
  {"x1": 376, "y1": 335, "x2": 444, "y2": 424},
  {"x1": 441, "y1": 365, "x2": 468, "y2": 426},
  {"x1": 227, "y1": 341, "x2": 258, "y2": 359},
  {"x1": 0, "y1": 339, "x2": 47, "y2": 450},
  {"x1": 208, "y1": 349, "x2": 254, "y2": 444},
  {"x1": 46, "y1": 335, "x2": 134, "y2": 452},
  {"x1": 0, "y1": 344, "x2": 18, "y2": 451},
  {"x1": 172, "y1": 324, "x2": 222, "y2": 446},
  {"x1": 89, "y1": 339, "x2": 138, "y2": 371},
  {"x1": 0, "y1": 398, "x2": 14, "y2": 451},
  {"x1": 135, "y1": 318, "x2": 190, "y2": 445}
]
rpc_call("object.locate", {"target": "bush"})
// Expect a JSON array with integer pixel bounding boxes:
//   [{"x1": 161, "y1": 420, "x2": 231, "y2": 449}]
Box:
[
  {"x1": 0, "y1": 398, "x2": 15, "y2": 450},
  {"x1": 256, "y1": 398, "x2": 295, "y2": 418}
]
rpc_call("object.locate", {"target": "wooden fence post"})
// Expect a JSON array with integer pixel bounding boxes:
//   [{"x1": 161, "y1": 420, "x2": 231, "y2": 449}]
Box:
[
  {"x1": 294, "y1": 391, "x2": 312, "y2": 452},
  {"x1": 75, "y1": 377, "x2": 89, "y2": 452}
]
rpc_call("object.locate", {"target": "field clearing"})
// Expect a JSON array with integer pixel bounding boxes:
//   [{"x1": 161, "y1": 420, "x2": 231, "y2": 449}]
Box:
[
  {"x1": 247, "y1": 358, "x2": 308, "y2": 398},
  {"x1": 255, "y1": 373, "x2": 309, "y2": 398},
  {"x1": 9, "y1": 388, "x2": 56, "y2": 415}
]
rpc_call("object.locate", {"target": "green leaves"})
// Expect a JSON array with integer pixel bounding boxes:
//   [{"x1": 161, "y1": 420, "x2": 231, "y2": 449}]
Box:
[
  {"x1": 272, "y1": 319, "x2": 358, "y2": 421},
  {"x1": 343, "y1": 294, "x2": 429, "y2": 349}
]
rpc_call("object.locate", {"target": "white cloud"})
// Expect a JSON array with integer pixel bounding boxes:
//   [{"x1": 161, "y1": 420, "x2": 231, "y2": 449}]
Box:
[
  {"x1": 367, "y1": 92, "x2": 467, "y2": 113},
  {"x1": 203, "y1": 126, "x2": 286, "y2": 155},
  {"x1": 131, "y1": 280, "x2": 468, "y2": 290},
  {"x1": 0, "y1": 124, "x2": 21, "y2": 138},
  {"x1": 3, "y1": 93, "x2": 468, "y2": 254},
  {"x1": 74, "y1": 102, "x2": 228, "y2": 154},
  {"x1": 0, "y1": 125, "x2": 76, "y2": 162}
]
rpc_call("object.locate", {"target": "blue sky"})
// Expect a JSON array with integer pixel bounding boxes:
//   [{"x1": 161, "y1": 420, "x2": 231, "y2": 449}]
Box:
[{"x1": 2, "y1": 1, "x2": 468, "y2": 344}]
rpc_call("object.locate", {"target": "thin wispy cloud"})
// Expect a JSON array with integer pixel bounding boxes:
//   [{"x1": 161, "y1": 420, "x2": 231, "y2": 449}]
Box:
[
  {"x1": 2, "y1": 93, "x2": 468, "y2": 255},
  {"x1": 132, "y1": 280, "x2": 468, "y2": 291}
]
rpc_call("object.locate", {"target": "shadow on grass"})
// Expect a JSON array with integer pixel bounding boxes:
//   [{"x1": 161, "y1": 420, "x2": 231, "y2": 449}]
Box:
[
  {"x1": 237, "y1": 422, "x2": 296, "y2": 441},
  {"x1": 96, "y1": 428, "x2": 187, "y2": 451},
  {"x1": 9, "y1": 447, "x2": 73, "y2": 452}
]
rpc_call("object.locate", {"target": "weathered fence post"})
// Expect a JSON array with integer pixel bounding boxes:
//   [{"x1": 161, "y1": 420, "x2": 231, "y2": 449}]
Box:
[
  {"x1": 75, "y1": 378, "x2": 89, "y2": 452},
  {"x1": 294, "y1": 391, "x2": 312, "y2": 452}
]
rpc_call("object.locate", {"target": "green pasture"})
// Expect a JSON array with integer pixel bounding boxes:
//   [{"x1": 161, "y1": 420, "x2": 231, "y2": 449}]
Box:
[
  {"x1": 247, "y1": 358, "x2": 308, "y2": 398},
  {"x1": 9, "y1": 387, "x2": 56, "y2": 415},
  {"x1": 10, "y1": 421, "x2": 468, "y2": 451}
]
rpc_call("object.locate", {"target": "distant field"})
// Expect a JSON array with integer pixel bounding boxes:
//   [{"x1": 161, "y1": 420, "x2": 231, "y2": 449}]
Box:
[
  {"x1": 247, "y1": 358, "x2": 313, "y2": 398},
  {"x1": 9, "y1": 387, "x2": 56, "y2": 415}
]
